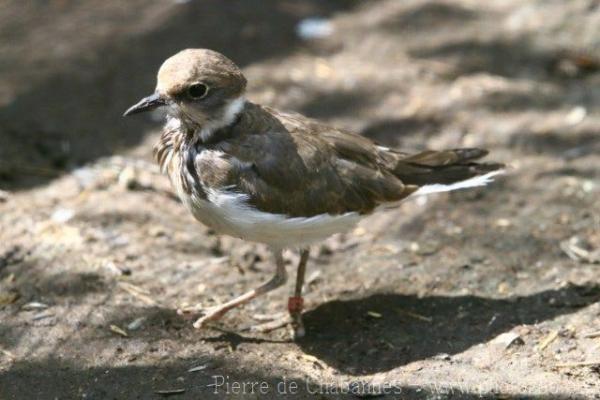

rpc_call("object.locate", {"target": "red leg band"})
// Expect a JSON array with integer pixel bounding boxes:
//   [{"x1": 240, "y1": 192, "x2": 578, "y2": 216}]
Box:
[{"x1": 288, "y1": 296, "x2": 304, "y2": 314}]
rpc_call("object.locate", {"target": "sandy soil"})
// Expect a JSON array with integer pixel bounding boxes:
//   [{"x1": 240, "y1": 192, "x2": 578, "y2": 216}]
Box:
[{"x1": 1, "y1": 1, "x2": 600, "y2": 399}]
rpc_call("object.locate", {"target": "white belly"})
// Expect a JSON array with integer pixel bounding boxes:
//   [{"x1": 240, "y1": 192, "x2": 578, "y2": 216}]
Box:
[{"x1": 185, "y1": 188, "x2": 361, "y2": 249}]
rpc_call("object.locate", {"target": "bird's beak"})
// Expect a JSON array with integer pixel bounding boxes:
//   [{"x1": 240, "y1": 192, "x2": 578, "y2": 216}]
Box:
[{"x1": 123, "y1": 92, "x2": 166, "y2": 117}]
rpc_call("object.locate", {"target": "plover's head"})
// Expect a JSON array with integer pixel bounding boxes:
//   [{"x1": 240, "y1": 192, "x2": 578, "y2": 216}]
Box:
[{"x1": 124, "y1": 49, "x2": 247, "y2": 132}]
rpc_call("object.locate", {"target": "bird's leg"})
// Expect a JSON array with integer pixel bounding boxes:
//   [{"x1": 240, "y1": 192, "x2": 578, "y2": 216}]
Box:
[
  {"x1": 289, "y1": 247, "x2": 309, "y2": 338},
  {"x1": 191, "y1": 249, "x2": 288, "y2": 329},
  {"x1": 251, "y1": 247, "x2": 309, "y2": 338}
]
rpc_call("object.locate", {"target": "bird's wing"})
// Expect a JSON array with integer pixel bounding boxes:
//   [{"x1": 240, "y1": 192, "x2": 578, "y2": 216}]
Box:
[{"x1": 196, "y1": 105, "x2": 414, "y2": 217}]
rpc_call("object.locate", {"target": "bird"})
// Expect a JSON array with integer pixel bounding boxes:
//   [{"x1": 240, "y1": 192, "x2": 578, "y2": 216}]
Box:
[{"x1": 124, "y1": 48, "x2": 503, "y2": 338}]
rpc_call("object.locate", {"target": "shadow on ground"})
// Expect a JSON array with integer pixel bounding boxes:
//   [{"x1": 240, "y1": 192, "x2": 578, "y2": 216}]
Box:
[
  {"x1": 0, "y1": 357, "x2": 589, "y2": 400},
  {"x1": 380, "y1": 1, "x2": 479, "y2": 33},
  {"x1": 295, "y1": 284, "x2": 599, "y2": 374},
  {"x1": 409, "y1": 37, "x2": 562, "y2": 81},
  {"x1": 138, "y1": 283, "x2": 600, "y2": 376},
  {"x1": 0, "y1": 0, "x2": 363, "y2": 190}
]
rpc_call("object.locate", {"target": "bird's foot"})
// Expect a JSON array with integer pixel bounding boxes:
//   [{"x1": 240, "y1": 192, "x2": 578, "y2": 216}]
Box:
[
  {"x1": 247, "y1": 297, "x2": 306, "y2": 339},
  {"x1": 192, "y1": 306, "x2": 229, "y2": 329},
  {"x1": 290, "y1": 313, "x2": 305, "y2": 339},
  {"x1": 288, "y1": 296, "x2": 305, "y2": 339},
  {"x1": 249, "y1": 313, "x2": 292, "y2": 333},
  {"x1": 250, "y1": 314, "x2": 304, "y2": 339},
  {"x1": 176, "y1": 304, "x2": 227, "y2": 329}
]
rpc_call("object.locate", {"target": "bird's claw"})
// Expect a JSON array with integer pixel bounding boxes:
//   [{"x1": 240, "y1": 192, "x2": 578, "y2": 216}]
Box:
[
  {"x1": 191, "y1": 306, "x2": 227, "y2": 329},
  {"x1": 248, "y1": 314, "x2": 292, "y2": 333},
  {"x1": 248, "y1": 313, "x2": 305, "y2": 339},
  {"x1": 291, "y1": 316, "x2": 305, "y2": 339},
  {"x1": 177, "y1": 304, "x2": 226, "y2": 328}
]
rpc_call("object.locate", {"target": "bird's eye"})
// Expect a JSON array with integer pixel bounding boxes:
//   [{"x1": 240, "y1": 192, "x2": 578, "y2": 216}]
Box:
[{"x1": 187, "y1": 83, "x2": 209, "y2": 99}]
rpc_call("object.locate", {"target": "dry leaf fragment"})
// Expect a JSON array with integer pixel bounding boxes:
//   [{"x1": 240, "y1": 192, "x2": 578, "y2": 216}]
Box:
[{"x1": 110, "y1": 324, "x2": 129, "y2": 338}]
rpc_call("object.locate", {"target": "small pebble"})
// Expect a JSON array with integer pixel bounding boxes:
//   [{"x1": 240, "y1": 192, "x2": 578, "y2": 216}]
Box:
[
  {"x1": 296, "y1": 17, "x2": 333, "y2": 40},
  {"x1": 51, "y1": 208, "x2": 75, "y2": 223},
  {"x1": 565, "y1": 106, "x2": 586, "y2": 126},
  {"x1": 118, "y1": 166, "x2": 138, "y2": 190}
]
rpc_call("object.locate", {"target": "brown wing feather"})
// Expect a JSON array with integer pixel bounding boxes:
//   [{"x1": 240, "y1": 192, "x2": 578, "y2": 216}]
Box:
[
  {"x1": 197, "y1": 103, "x2": 412, "y2": 217},
  {"x1": 393, "y1": 149, "x2": 503, "y2": 185},
  {"x1": 197, "y1": 102, "x2": 502, "y2": 218}
]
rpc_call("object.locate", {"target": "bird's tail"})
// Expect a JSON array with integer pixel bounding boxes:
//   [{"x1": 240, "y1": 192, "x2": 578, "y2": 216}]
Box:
[{"x1": 392, "y1": 148, "x2": 504, "y2": 196}]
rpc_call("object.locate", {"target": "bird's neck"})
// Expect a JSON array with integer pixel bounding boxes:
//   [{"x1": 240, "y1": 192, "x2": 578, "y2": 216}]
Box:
[
  {"x1": 182, "y1": 96, "x2": 246, "y2": 145},
  {"x1": 154, "y1": 97, "x2": 246, "y2": 173}
]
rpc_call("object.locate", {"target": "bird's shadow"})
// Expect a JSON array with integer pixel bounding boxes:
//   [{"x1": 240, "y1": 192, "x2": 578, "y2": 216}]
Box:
[{"x1": 290, "y1": 284, "x2": 600, "y2": 374}]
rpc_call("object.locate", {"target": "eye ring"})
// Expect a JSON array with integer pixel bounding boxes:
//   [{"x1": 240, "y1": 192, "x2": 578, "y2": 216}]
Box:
[{"x1": 187, "y1": 83, "x2": 209, "y2": 99}]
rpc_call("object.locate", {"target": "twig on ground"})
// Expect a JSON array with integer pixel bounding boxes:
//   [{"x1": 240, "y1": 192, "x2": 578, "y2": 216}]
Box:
[
  {"x1": 396, "y1": 308, "x2": 432, "y2": 322},
  {"x1": 537, "y1": 330, "x2": 559, "y2": 351},
  {"x1": 583, "y1": 330, "x2": 600, "y2": 339},
  {"x1": 155, "y1": 388, "x2": 186, "y2": 396},
  {"x1": 118, "y1": 282, "x2": 157, "y2": 305}
]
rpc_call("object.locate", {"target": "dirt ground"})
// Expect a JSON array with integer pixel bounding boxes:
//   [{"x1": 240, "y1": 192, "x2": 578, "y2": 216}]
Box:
[{"x1": 1, "y1": 0, "x2": 600, "y2": 398}]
